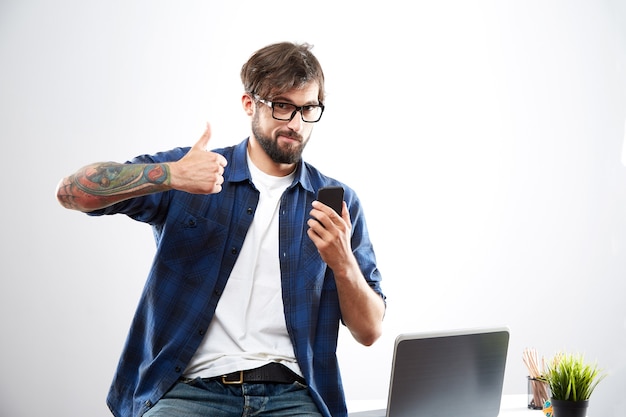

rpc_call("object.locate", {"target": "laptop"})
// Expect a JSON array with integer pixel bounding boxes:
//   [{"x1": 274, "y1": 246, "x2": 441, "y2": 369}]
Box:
[{"x1": 348, "y1": 326, "x2": 510, "y2": 417}]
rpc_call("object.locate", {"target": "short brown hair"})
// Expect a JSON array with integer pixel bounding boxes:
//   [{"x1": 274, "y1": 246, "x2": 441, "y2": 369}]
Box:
[{"x1": 241, "y1": 42, "x2": 325, "y2": 103}]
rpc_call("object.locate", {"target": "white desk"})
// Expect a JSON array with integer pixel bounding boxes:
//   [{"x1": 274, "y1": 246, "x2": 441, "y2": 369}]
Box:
[
  {"x1": 498, "y1": 395, "x2": 546, "y2": 416},
  {"x1": 347, "y1": 394, "x2": 545, "y2": 416}
]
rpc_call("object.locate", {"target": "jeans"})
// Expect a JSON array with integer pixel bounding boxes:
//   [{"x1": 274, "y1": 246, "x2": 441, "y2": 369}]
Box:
[{"x1": 143, "y1": 378, "x2": 323, "y2": 417}]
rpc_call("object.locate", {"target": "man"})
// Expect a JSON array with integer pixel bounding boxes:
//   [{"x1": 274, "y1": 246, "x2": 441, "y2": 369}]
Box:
[{"x1": 56, "y1": 42, "x2": 385, "y2": 417}]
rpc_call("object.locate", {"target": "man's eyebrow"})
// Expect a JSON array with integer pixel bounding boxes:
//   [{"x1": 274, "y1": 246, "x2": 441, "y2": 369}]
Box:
[{"x1": 273, "y1": 96, "x2": 320, "y2": 105}]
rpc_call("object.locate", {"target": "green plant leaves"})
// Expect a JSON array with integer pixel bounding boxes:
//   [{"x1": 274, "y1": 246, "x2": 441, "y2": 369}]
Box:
[{"x1": 541, "y1": 352, "x2": 607, "y2": 401}]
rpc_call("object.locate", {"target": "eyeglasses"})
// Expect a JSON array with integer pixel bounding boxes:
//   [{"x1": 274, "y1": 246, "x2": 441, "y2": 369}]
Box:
[{"x1": 254, "y1": 95, "x2": 325, "y2": 123}]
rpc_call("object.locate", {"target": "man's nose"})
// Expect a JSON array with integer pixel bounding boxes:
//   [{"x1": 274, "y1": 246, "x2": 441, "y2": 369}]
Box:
[{"x1": 287, "y1": 110, "x2": 304, "y2": 130}]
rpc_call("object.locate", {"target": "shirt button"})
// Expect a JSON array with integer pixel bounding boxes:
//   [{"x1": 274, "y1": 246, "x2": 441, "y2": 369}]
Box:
[
  {"x1": 199, "y1": 329, "x2": 205, "y2": 336},
  {"x1": 175, "y1": 366, "x2": 181, "y2": 373},
  {"x1": 231, "y1": 247, "x2": 237, "y2": 254},
  {"x1": 247, "y1": 207, "x2": 253, "y2": 215},
  {"x1": 145, "y1": 400, "x2": 152, "y2": 407}
]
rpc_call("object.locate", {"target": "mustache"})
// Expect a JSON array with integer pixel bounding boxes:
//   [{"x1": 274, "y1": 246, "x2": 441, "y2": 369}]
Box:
[{"x1": 276, "y1": 130, "x2": 303, "y2": 142}]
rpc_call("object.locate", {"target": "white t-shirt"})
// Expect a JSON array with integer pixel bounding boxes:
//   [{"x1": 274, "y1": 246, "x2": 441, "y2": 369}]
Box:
[{"x1": 183, "y1": 153, "x2": 301, "y2": 379}]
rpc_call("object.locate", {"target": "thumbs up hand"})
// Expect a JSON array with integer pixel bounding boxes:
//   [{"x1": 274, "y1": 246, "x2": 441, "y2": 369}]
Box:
[{"x1": 169, "y1": 123, "x2": 228, "y2": 194}]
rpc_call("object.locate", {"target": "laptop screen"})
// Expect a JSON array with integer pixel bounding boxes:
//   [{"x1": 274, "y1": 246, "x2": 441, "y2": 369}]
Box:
[
  {"x1": 349, "y1": 326, "x2": 510, "y2": 417},
  {"x1": 387, "y1": 327, "x2": 510, "y2": 417}
]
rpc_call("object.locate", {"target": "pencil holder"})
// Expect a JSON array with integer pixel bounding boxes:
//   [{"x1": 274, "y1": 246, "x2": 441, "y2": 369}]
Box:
[{"x1": 527, "y1": 376, "x2": 550, "y2": 410}]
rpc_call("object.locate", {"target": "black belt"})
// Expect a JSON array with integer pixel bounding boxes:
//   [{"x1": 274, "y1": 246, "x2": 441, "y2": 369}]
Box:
[{"x1": 207, "y1": 363, "x2": 305, "y2": 385}]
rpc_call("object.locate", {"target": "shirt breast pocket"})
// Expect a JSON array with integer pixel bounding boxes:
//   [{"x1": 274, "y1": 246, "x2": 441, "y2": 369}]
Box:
[{"x1": 156, "y1": 214, "x2": 227, "y2": 282}]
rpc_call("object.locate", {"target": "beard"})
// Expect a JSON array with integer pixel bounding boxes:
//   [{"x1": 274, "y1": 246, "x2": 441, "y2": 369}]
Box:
[{"x1": 251, "y1": 113, "x2": 309, "y2": 164}]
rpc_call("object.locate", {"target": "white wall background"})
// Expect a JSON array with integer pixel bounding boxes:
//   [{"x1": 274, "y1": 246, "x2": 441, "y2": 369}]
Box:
[{"x1": 1, "y1": 0, "x2": 626, "y2": 416}]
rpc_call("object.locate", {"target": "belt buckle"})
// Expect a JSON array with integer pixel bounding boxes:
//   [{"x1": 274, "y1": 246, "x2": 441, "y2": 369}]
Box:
[{"x1": 222, "y1": 371, "x2": 244, "y2": 385}]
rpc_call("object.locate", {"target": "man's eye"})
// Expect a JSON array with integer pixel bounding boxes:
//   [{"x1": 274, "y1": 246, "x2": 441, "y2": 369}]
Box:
[{"x1": 275, "y1": 102, "x2": 293, "y2": 110}]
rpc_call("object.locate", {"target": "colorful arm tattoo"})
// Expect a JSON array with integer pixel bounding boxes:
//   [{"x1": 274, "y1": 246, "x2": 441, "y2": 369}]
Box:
[
  {"x1": 76, "y1": 163, "x2": 170, "y2": 196},
  {"x1": 57, "y1": 162, "x2": 170, "y2": 210}
]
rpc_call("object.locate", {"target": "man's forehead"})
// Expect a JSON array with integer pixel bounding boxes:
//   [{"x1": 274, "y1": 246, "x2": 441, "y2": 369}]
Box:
[{"x1": 270, "y1": 83, "x2": 320, "y2": 101}]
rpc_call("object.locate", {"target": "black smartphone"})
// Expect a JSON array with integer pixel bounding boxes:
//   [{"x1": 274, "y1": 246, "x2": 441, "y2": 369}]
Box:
[{"x1": 317, "y1": 186, "x2": 344, "y2": 214}]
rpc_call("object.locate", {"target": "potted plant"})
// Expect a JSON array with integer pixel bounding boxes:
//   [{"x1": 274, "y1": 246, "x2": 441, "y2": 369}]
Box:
[{"x1": 540, "y1": 351, "x2": 607, "y2": 417}]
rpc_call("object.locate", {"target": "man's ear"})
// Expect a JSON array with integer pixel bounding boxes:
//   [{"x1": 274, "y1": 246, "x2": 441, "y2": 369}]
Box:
[{"x1": 242, "y1": 93, "x2": 254, "y2": 116}]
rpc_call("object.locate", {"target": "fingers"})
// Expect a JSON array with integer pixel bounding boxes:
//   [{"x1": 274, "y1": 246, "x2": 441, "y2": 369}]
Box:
[
  {"x1": 309, "y1": 201, "x2": 339, "y2": 231},
  {"x1": 307, "y1": 203, "x2": 350, "y2": 265},
  {"x1": 192, "y1": 123, "x2": 228, "y2": 168},
  {"x1": 311, "y1": 200, "x2": 342, "y2": 220},
  {"x1": 309, "y1": 201, "x2": 352, "y2": 239},
  {"x1": 192, "y1": 122, "x2": 212, "y2": 151}
]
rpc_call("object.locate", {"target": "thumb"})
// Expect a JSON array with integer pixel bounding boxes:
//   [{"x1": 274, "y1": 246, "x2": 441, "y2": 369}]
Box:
[{"x1": 192, "y1": 122, "x2": 212, "y2": 151}]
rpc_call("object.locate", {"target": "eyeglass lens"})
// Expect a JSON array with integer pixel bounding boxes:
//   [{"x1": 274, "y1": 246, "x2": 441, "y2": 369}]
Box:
[{"x1": 272, "y1": 103, "x2": 323, "y2": 122}]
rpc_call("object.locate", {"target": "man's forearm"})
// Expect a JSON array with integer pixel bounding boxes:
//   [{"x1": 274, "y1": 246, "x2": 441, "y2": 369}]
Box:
[
  {"x1": 335, "y1": 262, "x2": 386, "y2": 346},
  {"x1": 56, "y1": 162, "x2": 171, "y2": 212}
]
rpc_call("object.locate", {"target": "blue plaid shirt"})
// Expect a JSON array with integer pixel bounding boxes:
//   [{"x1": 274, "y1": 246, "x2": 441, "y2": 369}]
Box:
[{"x1": 89, "y1": 138, "x2": 384, "y2": 417}]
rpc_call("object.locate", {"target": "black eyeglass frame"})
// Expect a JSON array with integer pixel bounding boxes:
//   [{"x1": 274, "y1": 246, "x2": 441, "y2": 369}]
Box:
[{"x1": 254, "y1": 95, "x2": 325, "y2": 123}]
